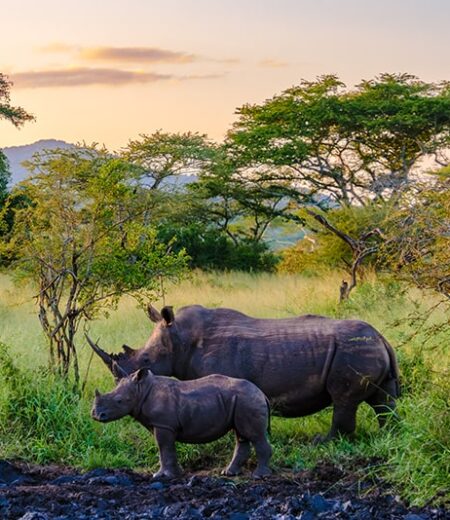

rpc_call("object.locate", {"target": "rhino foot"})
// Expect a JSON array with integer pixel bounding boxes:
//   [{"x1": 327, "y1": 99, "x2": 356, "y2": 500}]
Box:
[
  {"x1": 252, "y1": 466, "x2": 272, "y2": 479},
  {"x1": 221, "y1": 466, "x2": 242, "y2": 477},
  {"x1": 153, "y1": 467, "x2": 183, "y2": 479}
]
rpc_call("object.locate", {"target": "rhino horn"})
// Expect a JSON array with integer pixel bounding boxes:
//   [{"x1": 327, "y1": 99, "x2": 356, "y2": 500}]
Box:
[
  {"x1": 85, "y1": 333, "x2": 112, "y2": 369},
  {"x1": 112, "y1": 360, "x2": 128, "y2": 379}
]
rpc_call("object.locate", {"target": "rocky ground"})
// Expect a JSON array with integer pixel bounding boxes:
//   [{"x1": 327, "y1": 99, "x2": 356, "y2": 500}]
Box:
[{"x1": 0, "y1": 460, "x2": 448, "y2": 519}]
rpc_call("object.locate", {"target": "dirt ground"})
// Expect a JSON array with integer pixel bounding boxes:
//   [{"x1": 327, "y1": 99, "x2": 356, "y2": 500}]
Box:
[{"x1": 0, "y1": 459, "x2": 448, "y2": 519}]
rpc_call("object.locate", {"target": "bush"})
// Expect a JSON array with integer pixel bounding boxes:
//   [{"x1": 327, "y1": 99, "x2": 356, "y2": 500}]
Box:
[
  {"x1": 157, "y1": 223, "x2": 278, "y2": 272},
  {"x1": 278, "y1": 204, "x2": 391, "y2": 274},
  {"x1": 0, "y1": 342, "x2": 156, "y2": 467}
]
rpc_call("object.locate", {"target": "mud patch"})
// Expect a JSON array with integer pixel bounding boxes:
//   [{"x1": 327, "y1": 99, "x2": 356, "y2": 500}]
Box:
[{"x1": 0, "y1": 460, "x2": 448, "y2": 519}]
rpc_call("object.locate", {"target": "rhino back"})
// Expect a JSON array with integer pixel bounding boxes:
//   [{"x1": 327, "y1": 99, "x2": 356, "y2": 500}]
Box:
[
  {"x1": 174, "y1": 306, "x2": 391, "y2": 414},
  {"x1": 171, "y1": 375, "x2": 260, "y2": 443}
]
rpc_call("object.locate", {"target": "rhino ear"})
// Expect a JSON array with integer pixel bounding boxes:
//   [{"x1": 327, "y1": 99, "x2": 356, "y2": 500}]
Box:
[
  {"x1": 132, "y1": 368, "x2": 149, "y2": 383},
  {"x1": 95, "y1": 389, "x2": 101, "y2": 398},
  {"x1": 122, "y1": 344, "x2": 135, "y2": 355},
  {"x1": 147, "y1": 304, "x2": 162, "y2": 323},
  {"x1": 161, "y1": 306, "x2": 175, "y2": 327}
]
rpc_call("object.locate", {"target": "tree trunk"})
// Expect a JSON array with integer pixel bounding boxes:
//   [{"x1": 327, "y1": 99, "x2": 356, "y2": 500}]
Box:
[{"x1": 306, "y1": 210, "x2": 382, "y2": 302}]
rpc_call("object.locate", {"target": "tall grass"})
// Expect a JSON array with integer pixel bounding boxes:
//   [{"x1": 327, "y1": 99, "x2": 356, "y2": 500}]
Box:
[{"x1": 0, "y1": 271, "x2": 448, "y2": 505}]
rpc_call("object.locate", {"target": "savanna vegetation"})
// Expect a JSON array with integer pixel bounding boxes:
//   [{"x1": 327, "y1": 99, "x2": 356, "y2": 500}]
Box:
[{"x1": 0, "y1": 73, "x2": 449, "y2": 506}]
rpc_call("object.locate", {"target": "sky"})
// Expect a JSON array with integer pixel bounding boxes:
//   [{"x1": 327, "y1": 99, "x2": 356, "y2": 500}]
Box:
[{"x1": 1, "y1": 0, "x2": 450, "y2": 150}]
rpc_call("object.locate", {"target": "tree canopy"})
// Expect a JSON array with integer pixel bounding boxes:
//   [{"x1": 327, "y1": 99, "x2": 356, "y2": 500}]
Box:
[
  {"x1": 0, "y1": 73, "x2": 35, "y2": 127},
  {"x1": 124, "y1": 131, "x2": 214, "y2": 190},
  {"x1": 228, "y1": 74, "x2": 450, "y2": 207}
]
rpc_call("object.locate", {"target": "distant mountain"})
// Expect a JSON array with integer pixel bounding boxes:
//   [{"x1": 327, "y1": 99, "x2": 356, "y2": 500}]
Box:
[
  {"x1": 1, "y1": 140, "x2": 196, "y2": 189},
  {"x1": 2, "y1": 139, "x2": 74, "y2": 184}
]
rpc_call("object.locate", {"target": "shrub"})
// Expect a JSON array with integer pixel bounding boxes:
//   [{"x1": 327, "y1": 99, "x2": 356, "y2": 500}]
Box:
[
  {"x1": 157, "y1": 223, "x2": 278, "y2": 272},
  {"x1": 278, "y1": 204, "x2": 391, "y2": 275}
]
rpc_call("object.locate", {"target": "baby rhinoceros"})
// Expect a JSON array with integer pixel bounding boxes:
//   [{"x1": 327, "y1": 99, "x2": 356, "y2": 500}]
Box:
[{"x1": 91, "y1": 367, "x2": 272, "y2": 479}]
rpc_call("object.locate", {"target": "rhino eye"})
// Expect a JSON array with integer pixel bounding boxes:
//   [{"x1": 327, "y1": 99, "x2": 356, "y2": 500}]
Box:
[{"x1": 115, "y1": 398, "x2": 123, "y2": 404}]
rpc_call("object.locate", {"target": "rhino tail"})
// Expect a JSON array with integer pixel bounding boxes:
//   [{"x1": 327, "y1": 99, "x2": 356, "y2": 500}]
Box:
[{"x1": 382, "y1": 337, "x2": 401, "y2": 398}]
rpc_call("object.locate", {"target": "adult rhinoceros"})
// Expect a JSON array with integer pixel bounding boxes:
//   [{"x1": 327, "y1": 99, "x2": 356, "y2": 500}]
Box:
[{"x1": 87, "y1": 304, "x2": 400, "y2": 441}]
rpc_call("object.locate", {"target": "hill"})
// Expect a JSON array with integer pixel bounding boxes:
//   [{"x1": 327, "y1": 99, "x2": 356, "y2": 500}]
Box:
[
  {"x1": 2, "y1": 140, "x2": 196, "y2": 190},
  {"x1": 2, "y1": 139, "x2": 74, "y2": 185}
]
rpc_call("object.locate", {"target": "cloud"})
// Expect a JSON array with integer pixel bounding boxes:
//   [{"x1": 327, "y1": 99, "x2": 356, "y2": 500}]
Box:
[
  {"x1": 39, "y1": 43, "x2": 197, "y2": 64},
  {"x1": 38, "y1": 43, "x2": 239, "y2": 66},
  {"x1": 211, "y1": 57, "x2": 240, "y2": 65},
  {"x1": 179, "y1": 73, "x2": 225, "y2": 80},
  {"x1": 38, "y1": 42, "x2": 79, "y2": 54},
  {"x1": 10, "y1": 67, "x2": 223, "y2": 88},
  {"x1": 258, "y1": 59, "x2": 288, "y2": 68},
  {"x1": 79, "y1": 46, "x2": 197, "y2": 64}
]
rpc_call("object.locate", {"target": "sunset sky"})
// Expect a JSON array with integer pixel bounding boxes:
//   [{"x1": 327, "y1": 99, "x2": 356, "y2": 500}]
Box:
[{"x1": 2, "y1": 0, "x2": 450, "y2": 150}]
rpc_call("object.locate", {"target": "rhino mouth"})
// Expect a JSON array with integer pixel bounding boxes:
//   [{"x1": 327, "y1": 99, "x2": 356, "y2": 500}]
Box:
[{"x1": 91, "y1": 409, "x2": 113, "y2": 422}]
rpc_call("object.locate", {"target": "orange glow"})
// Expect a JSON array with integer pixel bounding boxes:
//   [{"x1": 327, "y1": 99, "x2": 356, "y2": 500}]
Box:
[{"x1": 1, "y1": 0, "x2": 449, "y2": 149}]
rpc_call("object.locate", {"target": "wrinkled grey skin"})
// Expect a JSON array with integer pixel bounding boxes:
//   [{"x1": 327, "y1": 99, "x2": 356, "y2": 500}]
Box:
[
  {"x1": 92, "y1": 368, "x2": 272, "y2": 478},
  {"x1": 87, "y1": 304, "x2": 400, "y2": 441}
]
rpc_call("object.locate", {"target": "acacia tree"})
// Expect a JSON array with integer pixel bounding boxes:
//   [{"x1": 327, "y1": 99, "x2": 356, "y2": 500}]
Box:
[
  {"x1": 124, "y1": 131, "x2": 214, "y2": 190},
  {"x1": 0, "y1": 147, "x2": 188, "y2": 384},
  {"x1": 228, "y1": 74, "x2": 450, "y2": 207},
  {"x1": 228, "y1": 74, "x2": 450, "y2": 295},
  {"x1": 122, "y1": 131, "x2": 216, "y2": 240}
]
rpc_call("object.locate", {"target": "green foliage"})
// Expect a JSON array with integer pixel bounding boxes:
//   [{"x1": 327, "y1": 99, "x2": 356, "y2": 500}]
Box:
[
  {"x1": 384, "y1": 175, "x2": 450, "y2": 301},
  {"x1": 0, "y1": 150, "x2": 9, "y2": 206},
  {"x1": 124, "y1": 130, "x2": 214, "y2": 190},
  {"x1": 279, "y1": 204, "x2": 390, "y2": 274},
  {"x1": 0, "y1": 146, "x2": 188, "y2": 381},
  {"x1": 228, "y1": 73, "x2": 450, "y2": 207},
  {"x1": 0, "y1": 342, "x2": 156, "y2": 468},
  {"x1": 191, "y1": 146, "x2": 294, "y2": 244},
  {"x1": 157, "y1": 222, "x2": 278, "y2": 272},
  {"x1": 0, "y1": 73, "x2": 35, "y2": 127},
  {"x1": 1, "y1": 72, "x2": 33, "y2": 223}
]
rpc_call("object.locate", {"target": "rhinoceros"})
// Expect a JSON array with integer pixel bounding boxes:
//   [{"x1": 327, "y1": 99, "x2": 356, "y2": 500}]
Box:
[
  {"x1": 87, "y1": 304, "x2": 400, "y2": 441},
  {"x1": 92, "y1": 367, "x2": 272, "y2": 478}
]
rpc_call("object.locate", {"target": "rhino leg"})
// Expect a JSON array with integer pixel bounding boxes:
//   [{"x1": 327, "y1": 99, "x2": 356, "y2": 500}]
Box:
[
  {"x1": 314, "y1": 401, "x2": 359, "y2": 443},
  {"x1": 252, "y1": 436, "x2": 273, "y2": 478},
  {"x1": 366, "y1": 379, "x2": 398, "y2": 428},
  {"x1": 153, "y1": 427, "x2": 183, "y2": 479},
  {"x1": 223, "y1": 435, "x2": 251, "y2": 476},
  {"x1": 331, "y1": 401, "x2": 358, "y2": 437}
]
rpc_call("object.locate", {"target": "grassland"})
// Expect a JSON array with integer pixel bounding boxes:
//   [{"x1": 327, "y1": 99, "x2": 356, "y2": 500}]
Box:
[{"x1": 0, "y1": 270, "x2": 449, "y2": 506}]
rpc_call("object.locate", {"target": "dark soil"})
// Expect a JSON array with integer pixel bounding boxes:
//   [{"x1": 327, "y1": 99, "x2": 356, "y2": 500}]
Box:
[{"x1": 0, "y1": 460, "x2": 448, "y2": 519}]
